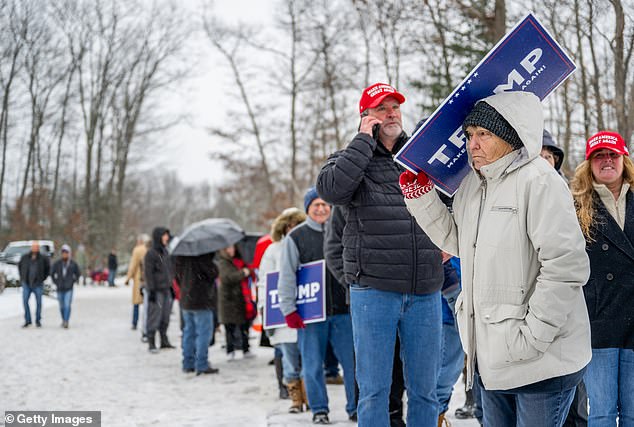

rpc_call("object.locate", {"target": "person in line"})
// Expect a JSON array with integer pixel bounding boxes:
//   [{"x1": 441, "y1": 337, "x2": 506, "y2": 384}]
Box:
[
  {"x1": 436, "y1": 256, "x2": 465, "y2": 427},
  {"x1": 217, "y1": 244, "x2": 255, "y2": 360},
  {"x1": 107, "y1": 249, "x2": 118, "y2": 287},
  {"x1": 19, "y1": 241, "x2": 50, "y2": 328},
  {"x1": 174, "y1": 252, "x2": 220, "y2": 376},
  {"x1": 278, "y1": 188, "x2": 357, "y2": 424},
  {"x1": 540, "y1": 130, "x2": 588, "y2": 427},
  {"x1": 317, "y1": 83, "x2": 444, "y2": 426},
  {"x1": 257, "y1": 207, "x2": 308, "y2": 412},
  {"x1": 144, "y1": 227, "x2": 175, "y2": 353},
  {"x1": 571, "y1": 130, "x2": 634, "y2": 425},
  {"x1": 125, "y1": 234, "x2": 150, "y2": 333},
  {"x1": 51, "y1": 244, "x2": 81, "y2": 328},
  {"x1": 400, "y1": 91, "x2": 592, "y2": 426},
  {"x1": 541, "y1": 129, "x2": 569, "y2": 183}
]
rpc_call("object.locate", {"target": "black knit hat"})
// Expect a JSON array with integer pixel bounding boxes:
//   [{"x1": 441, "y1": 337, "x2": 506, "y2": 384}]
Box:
[{"x1": 462, "y1": 101, "x2": 524, "y2": 151}]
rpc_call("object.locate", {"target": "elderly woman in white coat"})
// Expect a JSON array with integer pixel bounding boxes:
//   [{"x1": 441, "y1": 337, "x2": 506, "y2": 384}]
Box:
[
  {"x1": 399, "y1": 91, "x2": 592, "y2": 427},
  {"x1": 256, "y1": 207, "x2": 307, "y2": 413}
]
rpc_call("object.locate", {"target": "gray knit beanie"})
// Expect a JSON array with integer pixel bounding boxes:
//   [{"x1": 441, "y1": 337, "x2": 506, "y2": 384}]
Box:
[{"x1": 462, "y1": 101, "x2": 524, "y2": 151}]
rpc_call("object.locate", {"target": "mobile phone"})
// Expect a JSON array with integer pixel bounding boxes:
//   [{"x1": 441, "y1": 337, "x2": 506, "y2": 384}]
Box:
[{"x1": 372, "y1": 123, "x2": 380, "y2": 141}]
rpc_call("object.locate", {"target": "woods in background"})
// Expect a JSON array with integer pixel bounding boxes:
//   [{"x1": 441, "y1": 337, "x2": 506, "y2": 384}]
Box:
[{"x1": 0, "y1": 0, "x2": 632, "y2": 266}]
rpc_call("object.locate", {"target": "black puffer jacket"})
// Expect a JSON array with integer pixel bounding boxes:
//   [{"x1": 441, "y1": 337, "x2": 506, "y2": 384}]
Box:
[
  {"x1": 317, "y1": 132, "x2": 443, "y2": 294},
  {"x1": 144, "y1": 227, "x2": 173, "y2": 292},
  {"x1": 174, "y1": 253, "x2": 218, "y2": 311}
]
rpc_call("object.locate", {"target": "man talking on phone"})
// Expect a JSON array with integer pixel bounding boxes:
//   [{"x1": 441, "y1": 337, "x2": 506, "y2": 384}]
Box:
[{"x1": 317, "y1": 83, "x2": 444, "y2": 427}]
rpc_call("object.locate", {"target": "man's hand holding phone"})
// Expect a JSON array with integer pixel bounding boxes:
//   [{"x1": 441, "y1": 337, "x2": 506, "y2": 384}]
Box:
[{"x1": 360, "y1": 115, "x2": 382, "y2": 141}]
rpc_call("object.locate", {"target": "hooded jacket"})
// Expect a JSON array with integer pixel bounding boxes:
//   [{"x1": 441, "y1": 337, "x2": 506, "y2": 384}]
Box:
[
  {"x1": 316, "y1": 132, "x2": 443, "y2": 295},
  {"x1": 405, "y1": 92, "x2": 591, "y2": 391},
  {"x1": 144, "y1": 227, "x2": 173, "y2": 292}
]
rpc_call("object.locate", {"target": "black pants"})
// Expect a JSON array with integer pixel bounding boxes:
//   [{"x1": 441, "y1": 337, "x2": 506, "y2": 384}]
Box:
[
  {"x1": 563, "y1": 381, "x2": 588, "y2": 427},
  {"x1": 225, "y1": 323, "x2": 249, "y2": 353},
  {"x1": 147, "y1": 290, "x2": 173, "y2": 337},
  {"x1": 389, "y1": 336, "x2": 405, "y2": 420}
]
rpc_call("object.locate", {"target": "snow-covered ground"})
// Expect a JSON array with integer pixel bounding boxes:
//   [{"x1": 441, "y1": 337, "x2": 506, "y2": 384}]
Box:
[{"x1": 0, "y1": 283, "x2": 479, "y2": 426}]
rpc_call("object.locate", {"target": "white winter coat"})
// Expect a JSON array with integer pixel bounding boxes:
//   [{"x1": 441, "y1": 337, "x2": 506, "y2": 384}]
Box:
[
  {"x1": 405, "y1": 92, "x2": 591, "y2": 390},
  {"x1": 256, "y1": 242, "x2": 297, "y2": 345}
]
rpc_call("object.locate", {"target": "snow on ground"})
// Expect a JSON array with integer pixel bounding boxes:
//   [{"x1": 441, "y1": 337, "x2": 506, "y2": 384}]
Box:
[{"x1": 0, "y1": 283, "x2": 479, "y2": 426}]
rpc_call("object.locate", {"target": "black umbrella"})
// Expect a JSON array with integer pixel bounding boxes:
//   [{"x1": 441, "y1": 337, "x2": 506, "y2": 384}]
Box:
[{"x1": 169, "y1": 218, "x2": 245, "y2": 256}]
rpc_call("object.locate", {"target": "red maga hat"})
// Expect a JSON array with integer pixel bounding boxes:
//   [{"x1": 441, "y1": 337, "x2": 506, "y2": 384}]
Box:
[
  {"x1": 585, "y1": 131, "x2": 629, "y2": 160},
  {"x1": 359, "y1": 83, "x2": 405, "y2": 115}
]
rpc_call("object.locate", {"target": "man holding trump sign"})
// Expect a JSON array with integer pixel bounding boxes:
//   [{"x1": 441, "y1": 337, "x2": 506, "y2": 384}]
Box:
[{"x1": 278, "y1": 187, "x2": 356, "y2": 424}]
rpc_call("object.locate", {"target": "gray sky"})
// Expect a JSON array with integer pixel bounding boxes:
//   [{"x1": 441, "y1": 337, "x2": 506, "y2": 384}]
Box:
[{"x1": 159, "y1": 0, "x2": 273, "y2": 186}]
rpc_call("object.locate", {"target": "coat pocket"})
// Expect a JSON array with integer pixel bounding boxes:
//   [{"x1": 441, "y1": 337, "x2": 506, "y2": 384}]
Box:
[{"x1": 480, "y1": 303, "x2": 543, "y2": 369}]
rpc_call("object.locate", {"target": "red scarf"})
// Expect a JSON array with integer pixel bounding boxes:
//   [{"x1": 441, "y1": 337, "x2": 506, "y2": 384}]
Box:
[{"x1": 233, "y1": 258, "x2": 256, "y2": 321}]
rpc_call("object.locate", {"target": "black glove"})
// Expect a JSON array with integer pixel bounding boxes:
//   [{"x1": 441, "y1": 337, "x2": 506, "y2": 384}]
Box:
[
  {"x1": 148, "y1": 290, "x2": 157, "y2": 303},
  {"x1": 169, "y1": 287, "x2": 175, "y2": 299}
]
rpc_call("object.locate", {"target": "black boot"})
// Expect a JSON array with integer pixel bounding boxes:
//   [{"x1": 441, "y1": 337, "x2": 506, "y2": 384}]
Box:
[
  {"x1": 160, "y1": 333, "x2": 175, "y2": 349},
  {"x1": 274, "y1": 355, "x2": 289, "y2": 399},
  {"x1": 148, "y1": 333, "x2": 159, "y2": 354}
]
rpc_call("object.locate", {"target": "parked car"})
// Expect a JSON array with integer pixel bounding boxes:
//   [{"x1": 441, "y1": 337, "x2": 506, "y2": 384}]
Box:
[
  {"x1": 0, "y1": 240, "x2": 55, "y2": 292},
  {"x1": 0, "y1": 240, "x2": 55, "y2": 265}
]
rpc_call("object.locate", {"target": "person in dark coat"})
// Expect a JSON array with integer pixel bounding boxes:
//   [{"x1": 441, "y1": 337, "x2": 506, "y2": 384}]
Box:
[
  {"x1": 541, "y1": 129, "x2": 569, "y2": 183},
  {"x1": 18, "y1": 241, "x2": 50, "y2": 328},
  {"x1": 571, "y1": 131, "x2": 634, "y2": 425},
  {"x1": 51, "y1": 244, "x2": 81, "y2": 328},
  {"x1": 316, "y1": 82, "x2": 443, "y2": 426},
  {"x1": 107, "y1": 249, "x2": 118, "y2": 287},
  {"x1": 174, "y1": 253, "x2": 219, "y2": 375},
  {"x1": 278, "y1": 188, "x2": 357, "y2": 424},
  {"x1": 217, "y1": 244, "x2": 254, "y2": 360},
  {"x1": 144, "y1": 227, "x2": 175, "y2": 353}
]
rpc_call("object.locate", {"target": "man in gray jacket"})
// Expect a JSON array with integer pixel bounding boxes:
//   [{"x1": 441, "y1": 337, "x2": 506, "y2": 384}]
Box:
[{"x1": 278, "y1": 188, "x2": 356, "y2": 425}]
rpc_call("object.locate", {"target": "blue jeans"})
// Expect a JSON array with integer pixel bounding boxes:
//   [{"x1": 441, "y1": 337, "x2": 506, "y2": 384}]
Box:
[
  {"x1": 108, "y1": 270, "x2": 116, "y2": 286},
  {"x1": 350, "y1": 286, "x2": 442, "y2": 427},
  {"x1": 437, "y1": 322, "x2": 464, "y2": 414},
  {"x1": 298, "y1": 314, "x2": 356, "y2": 416},
  {"x1": 132, "y1": 304, "x2": 139, "y2": 327},
  {"x1": 277, "y1": 342, "x2": 301, "y2": 383},
  {"x1": 479, "y1": 370, "x2": 581, "y2": 427},
  {"x1": 182, "y1": 309, "x2": 213, "y2": 372},
  {"x1": 57, "y1": 289, "x2": 73, "y2": 322},
  {"x1": 22, "y1": 283, "x2": 44, "y2": 324},
  {"x1": 585, "y1": 348, "x2": 634, "y2": 426}
]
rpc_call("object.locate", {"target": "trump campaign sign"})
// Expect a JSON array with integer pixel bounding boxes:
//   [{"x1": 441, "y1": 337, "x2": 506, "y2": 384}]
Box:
[
  {"x1": 394, "y1": 13, "x2": 576, "y2": 195},
  {"x1": 263, "y1": 260, "x2": 326, "y2": 330}
]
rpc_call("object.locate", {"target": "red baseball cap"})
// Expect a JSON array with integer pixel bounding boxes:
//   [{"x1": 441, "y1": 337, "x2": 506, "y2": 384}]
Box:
[
  {"x1": 585, "y1": 131, "x2": 629, "y2": 160},
  {"x1": 359, "y1": 83, "x2": 405, "y2": 115}
]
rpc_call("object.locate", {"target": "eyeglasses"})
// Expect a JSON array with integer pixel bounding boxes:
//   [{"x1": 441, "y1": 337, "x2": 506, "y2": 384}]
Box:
[{"x1": 591, "y1": 151, "x2": 622, "y2": 161}]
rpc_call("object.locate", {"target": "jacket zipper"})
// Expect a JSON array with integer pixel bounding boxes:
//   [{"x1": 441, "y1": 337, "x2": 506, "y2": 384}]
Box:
[
  {"x1": 411, "y1": 218, "x2": 418, "y2": 294},
  {"x1": 473, "y1": 179, "x2": 488, "y2": 247}
]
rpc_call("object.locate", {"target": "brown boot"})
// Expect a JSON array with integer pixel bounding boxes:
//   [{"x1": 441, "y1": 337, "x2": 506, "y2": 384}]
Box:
[
  {"x1": 300, "y1": 378, "x2": 310, "y2": 411},
  {"x1": 438, "y1": 411, "x2": 452, "y2": 427},
  {"x1": 287, "y1": 379, "x2": 304, "y2": 413}
]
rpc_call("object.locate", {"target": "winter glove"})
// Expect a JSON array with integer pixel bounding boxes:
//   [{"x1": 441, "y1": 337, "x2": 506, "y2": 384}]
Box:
[
  {"x1": 148, "y1": 290, "x2": 157, "y2": 303},
  {"x1": 284, "y1": 311, "x2": 305, "y2": 329},
  {"x1": 399, "y1": 170, "x2": 434, "y2": 199}
]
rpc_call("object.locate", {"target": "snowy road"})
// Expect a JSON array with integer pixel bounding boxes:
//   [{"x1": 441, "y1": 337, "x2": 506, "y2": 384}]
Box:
[{"x1": 0, "y1": 284, "x2": 479, "y2": 426}]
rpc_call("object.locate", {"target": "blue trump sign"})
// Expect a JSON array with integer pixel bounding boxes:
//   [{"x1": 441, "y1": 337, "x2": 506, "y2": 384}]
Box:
[
  {"x1": 263, "y1": 260, "x2": 326, "y2": 330},
  {"x1": 395, "y1": 13, "x2": 576, "y2": 195}
]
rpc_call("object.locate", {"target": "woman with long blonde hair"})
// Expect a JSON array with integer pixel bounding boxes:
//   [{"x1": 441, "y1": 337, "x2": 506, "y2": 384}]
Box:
[{"x1": 570, "y1": 131, "x2": 634, "y2": 426}]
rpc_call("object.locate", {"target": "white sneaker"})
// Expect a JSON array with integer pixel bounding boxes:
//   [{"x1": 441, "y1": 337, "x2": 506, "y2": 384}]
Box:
[
  {"x1": 227, "y1": 351, "x2": 236, "y2": 362},
  {"x1": 243, "y1": 351, "x2": 256, "y2": 359}
]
